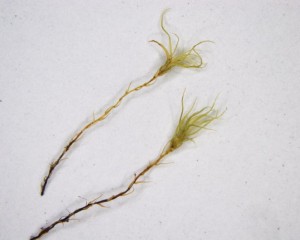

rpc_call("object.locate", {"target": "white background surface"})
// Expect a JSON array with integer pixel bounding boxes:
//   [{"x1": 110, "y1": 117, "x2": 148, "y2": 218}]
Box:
[{"x1": 1, "y1": 1, "x2": 300, "y2": 239}]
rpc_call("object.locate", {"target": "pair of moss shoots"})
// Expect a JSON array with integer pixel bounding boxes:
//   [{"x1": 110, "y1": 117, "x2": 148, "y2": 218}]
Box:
[
  {"x1": 40, "y1": 11, "x2": 210, "y2": 196},
  {"x1": 30, "y1": 94, "x2": 223, "y2": 240}
]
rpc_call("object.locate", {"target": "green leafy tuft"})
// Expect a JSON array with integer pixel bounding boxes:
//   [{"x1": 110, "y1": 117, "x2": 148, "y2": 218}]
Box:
[
  {"x1": 151, "y1": 10, "x2": 212, "y2": 76},
  {"x1": 170, "y1": 93, "x2": 224, "y2": 150}
]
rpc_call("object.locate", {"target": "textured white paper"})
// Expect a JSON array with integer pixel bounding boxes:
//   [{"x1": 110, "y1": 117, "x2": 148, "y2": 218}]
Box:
[{"x1": 1, "y1": 1, "x2": 300, "y2": 239}]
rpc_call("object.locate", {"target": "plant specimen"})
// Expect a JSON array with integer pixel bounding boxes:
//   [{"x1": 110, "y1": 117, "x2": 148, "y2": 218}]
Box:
[
  {"x1": 30, "y1": 94, "x2": 224, "y2": 239},
  {"x1": 40, "y1": 10, "x2": 210, "y2": 196}
]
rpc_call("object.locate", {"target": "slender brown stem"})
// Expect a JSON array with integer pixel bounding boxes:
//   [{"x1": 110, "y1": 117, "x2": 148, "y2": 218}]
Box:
[
  {"x1": 40, "y1": 71, "x2": 162, "y2": 196},
  {"x1": 32, "y1": 147, "x2": 174, "y2": 239}
]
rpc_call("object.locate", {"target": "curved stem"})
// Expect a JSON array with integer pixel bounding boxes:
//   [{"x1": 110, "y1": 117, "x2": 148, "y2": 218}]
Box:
[
  {"x1": 40, "y1": 71, "x2": 161, "y2": 196},
  {"x1": 32, "y1": 147, "x2": 173, "y2": 239}
]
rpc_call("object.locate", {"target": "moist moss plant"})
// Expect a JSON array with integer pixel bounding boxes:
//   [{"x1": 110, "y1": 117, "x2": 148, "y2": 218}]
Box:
[
  {"x1": 40, "y1": 10, "x2": 211, "y2": 196},
  {"x1": 30, "y1": 93, "x2": 224, "y2": 240}
]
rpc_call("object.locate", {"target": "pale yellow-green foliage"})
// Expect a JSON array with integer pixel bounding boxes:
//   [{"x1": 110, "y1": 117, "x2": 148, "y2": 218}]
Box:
[
  {"x1": 151, "y1": 10, "x2": 211, "y2": 76},
  {"x1": 170, "y1": 93, "x2": 224, "y2": 150}
]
